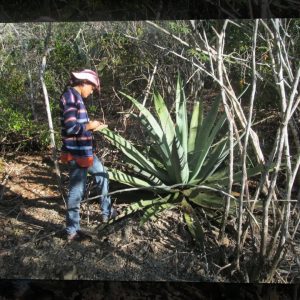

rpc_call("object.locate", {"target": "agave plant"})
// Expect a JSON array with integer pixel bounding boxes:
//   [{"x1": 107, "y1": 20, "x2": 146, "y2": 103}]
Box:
[
  {"x1": 101, "y1": 78, "x2": 230, "y2": 188},
  {"x1": 96, "y1": 77, "x2": 258, "y2": 245}
]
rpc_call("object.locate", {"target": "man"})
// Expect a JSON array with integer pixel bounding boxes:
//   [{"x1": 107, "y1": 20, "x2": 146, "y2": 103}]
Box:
[{"x1": 60, "y1": 69, "x2": 116, "y2": 241}]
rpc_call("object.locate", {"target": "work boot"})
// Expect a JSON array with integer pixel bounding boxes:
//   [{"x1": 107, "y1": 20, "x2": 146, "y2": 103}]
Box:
[
  {"x1": 67, "y1": 230, "x2": 92, "y2": 242},
  {"x1": 67, "y1": 232, "x2": 79, "y2": 241}
]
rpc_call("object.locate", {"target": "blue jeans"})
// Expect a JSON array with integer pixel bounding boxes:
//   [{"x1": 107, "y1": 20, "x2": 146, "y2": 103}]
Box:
[{"x1": 66, "y1": 155, "x2": 111, "y2": 235}]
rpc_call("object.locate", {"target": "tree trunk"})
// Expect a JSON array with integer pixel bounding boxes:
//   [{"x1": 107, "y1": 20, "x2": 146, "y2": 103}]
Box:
[{"x1": 40, "y1": 23, "x2": 66, "y2": 207}]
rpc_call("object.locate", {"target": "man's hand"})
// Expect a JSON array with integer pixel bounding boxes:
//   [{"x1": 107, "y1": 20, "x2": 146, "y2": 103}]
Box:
[
  {"x1": 95, "y1": 124, "x2": 108, "y2": 131},
  {"x1": 86, "y1": 121, "x2": 108, "y2": 131}
]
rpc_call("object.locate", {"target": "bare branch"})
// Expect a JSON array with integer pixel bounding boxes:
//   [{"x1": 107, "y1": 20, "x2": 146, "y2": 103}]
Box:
[
  {"x1": 146, "y1": 20, "x2": 217, "y2": 58},
  {"x1": 140, "y1": 58, "x2": 158, "y2": 113},
  {"x1": 40, "y1": 23, "x2": 66, "y2": 208}
]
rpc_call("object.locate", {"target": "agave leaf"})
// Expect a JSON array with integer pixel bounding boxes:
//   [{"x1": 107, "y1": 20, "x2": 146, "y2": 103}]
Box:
[
  {"x1": 196, "y1": 137, "x2": 229, "y2": 183},
  {"x1": 183, "y1": 189, "x2": 232, "y2": 211},
  {"x1": 212, "y1": 163, "x2": 277, "y2": 187},
  {"x1": 199, "y1": 169, "x2": 228, "y2": 185},
  {"x1": 171, "y1": 128, "x2": 190, "y2": 184},
  {"x1": 135, "y1": 153, "x2": 173, "y2": 185},
  {"x1": 108, "y1": 193, "x2": 176, "y2": 225},
  {"x1": 116, "y1": 197, "x2": 166, "y2": 220},
  {"x1": 124, "y1": 200, "x2": 157, "y2": 213},
  {"x1": 133, "y1": 114, "x2": 177, "y2": 183},
  {"x1": 154, "y1": 92, "x2": 175, "y2": 148},
  {"x1": 204, "y1": 95, "x2": 223, "y2": 137},
  {"x1": 139, "y1": 84, "x2": 196, "y2": 185},
  {"x1": 147, "y1": 144, "x2": 169, "y2": 168},
  {"x1": 207, "y1": 113, "x2": 227, "y2": 141},
  {"x1": 197, "y1": 130, "x2": 244, "y2": 184},
  {"x1": 107, "y1": 168, "x2": 153, "y2": 187},
  {"x1": 191, "y1": 97, "x2": 220, "y2": 153},
  {"x1": 188, "y1": 100, "x2": 203, "y2": 156},
  {"x1": 140, "y1": 192, "x2": 181, "y2": 225},
  {"x1": 131, "y1": 113, "x2": 170, "y2": 163},
  {"x1": 128, "y1": 105, "x2": 177, "y2": 183},
  {"x1": 102, "y1": 199, "x2": 157, "y2": 226},
  {"x1": 120, "y1": 93, "x2": 172, "y2": 166},
  {"x1": 140, "y1": 202, "x2": 176, "y2": 225},
  {"x1": 175, "y1": 76, "x2": 188, "y2": 164},
  {"x1": 188, "y1": 96, "x2": 222, "y2": 173},
  {"x1": 181, "y1": 198, "x2": 205, "y2": 250},
  {"x1": 120, "y1": 92, "x2": 164, "y2": 140},
  {"x1": 126, "y1": 164, "x2": 164, "y2": 185},
  {"x1": 190, "y1": 114, "x2": 227, "y2": 182},
  {"x1": 100, "y1": 128, "x2": 169, "y2": 182}
]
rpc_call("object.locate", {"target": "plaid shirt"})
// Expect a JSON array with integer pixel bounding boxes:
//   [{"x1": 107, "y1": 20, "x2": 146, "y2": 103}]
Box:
[{"x1": 60, "y1": 87, "x2": 93, "y2": 167}]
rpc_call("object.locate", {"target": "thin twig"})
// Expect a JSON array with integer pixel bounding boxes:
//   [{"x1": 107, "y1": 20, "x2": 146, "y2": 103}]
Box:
[
  {"x1": 237, "y1": 20, "x2": 259, "y2": 268},
  {"x1": 83, "y1": 183, "x2": 237, "y2": 204},
  {"x1": 140, "y1": 58, "x2": 158, "y2": 116},
  {"x1": 217, "y1": 263, "x2": 232, "y2": 275},
  {"x1": 217, "y1": 20, "x2": 233, "y2": 244}
]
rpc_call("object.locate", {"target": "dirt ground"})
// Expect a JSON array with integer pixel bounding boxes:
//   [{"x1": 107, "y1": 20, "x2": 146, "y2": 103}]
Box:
[
  {"x1": 0, "y1": 152, "x2": 223, "y2": 282},
  {"x1": 0, "y1": 152, "x2": 299, "y2": 290}
]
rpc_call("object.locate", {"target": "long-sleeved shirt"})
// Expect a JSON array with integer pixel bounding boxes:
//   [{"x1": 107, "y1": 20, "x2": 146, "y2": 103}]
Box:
[{"x1": 60, "y1": 87, "x2": 94, "y2": 167}]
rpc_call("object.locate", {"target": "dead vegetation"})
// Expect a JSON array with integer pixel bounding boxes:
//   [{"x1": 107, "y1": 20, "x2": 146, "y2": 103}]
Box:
[{"x1": 0, "y1": 153, "x2": 299, "y2": 284}]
